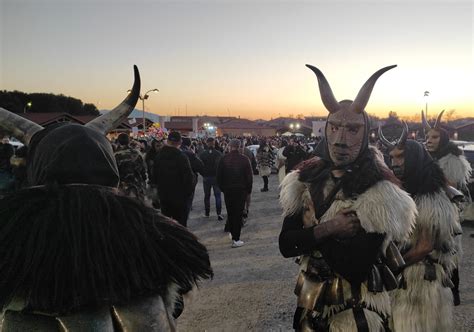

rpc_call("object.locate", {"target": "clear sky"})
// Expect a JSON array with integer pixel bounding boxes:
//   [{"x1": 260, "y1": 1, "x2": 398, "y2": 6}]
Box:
[{"x1": 1, "y1": 0, "x2": 473, "y2": 120}]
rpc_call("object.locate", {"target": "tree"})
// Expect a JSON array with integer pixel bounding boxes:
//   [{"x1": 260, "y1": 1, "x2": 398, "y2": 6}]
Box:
[{"x1": 0, "y1": 90, "x2": 100, "y2": 116}]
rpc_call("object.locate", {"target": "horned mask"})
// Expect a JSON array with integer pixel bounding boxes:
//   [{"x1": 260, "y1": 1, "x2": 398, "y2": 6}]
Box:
[
  {"x1": 422, "y1": 110, "x2": 447, "y2": 152},
  {"x1": 378, "y1": 122, "x2": 409, "y2": 179},
  {"x1": 306, "y1": 64, "x2": 396, "y2": 166},
  {"x1": 0, "y1": 66, "x2": 141, "y2": 187}
]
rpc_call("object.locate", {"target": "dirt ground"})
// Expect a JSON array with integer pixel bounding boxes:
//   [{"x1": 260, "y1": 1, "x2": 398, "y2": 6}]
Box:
[{"x1": 179, "y1": 175, "x2": 474, "y2": 331}]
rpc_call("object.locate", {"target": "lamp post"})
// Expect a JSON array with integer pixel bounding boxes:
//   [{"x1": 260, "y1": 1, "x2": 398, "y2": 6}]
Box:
[
  {"x1": 424, "y1": 91, "x2": 430, "y2": 120},
  {"x1": 128, "y1": 88, "x2": 159, "y2": 136},
  {"x1": 23, "y1": 101, "x2": 32, "y2": 113}
]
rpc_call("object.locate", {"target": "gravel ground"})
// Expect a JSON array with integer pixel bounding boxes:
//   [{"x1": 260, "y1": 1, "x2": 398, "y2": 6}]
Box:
[{"x1": 179, "y1": 175, "x2": 474, "y2": 331}]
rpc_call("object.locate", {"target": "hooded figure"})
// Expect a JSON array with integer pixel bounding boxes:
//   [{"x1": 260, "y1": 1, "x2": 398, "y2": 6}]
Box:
[
  {"x1": 279, "y1": 65, "x2": 416, "y2": 331},
  {"x1": 0, "y1": 66, "x2": 212, "y2": 331},
  {"x1": 422, "y1": 110, "x2": 471, "y2": 305},
  {"x1": 379, "y1": 127, "x2": 459, "y2": 331}
]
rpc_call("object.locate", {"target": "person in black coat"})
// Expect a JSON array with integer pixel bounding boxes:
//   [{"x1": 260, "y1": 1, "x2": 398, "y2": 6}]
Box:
[
  {"x1": 181, "y1": 137, "x2": 204, "y2": 218},
  {"x1": 153, "y1": 131, "x2": 195, "y2": 227},
  {"x1": 217, "y1": 139, "x2": 253, "y2": 248}
]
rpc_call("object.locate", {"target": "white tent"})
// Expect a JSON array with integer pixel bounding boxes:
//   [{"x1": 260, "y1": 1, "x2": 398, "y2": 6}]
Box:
[{"x1": 281, "y1": 131, "x2": 293, "y2": 136}]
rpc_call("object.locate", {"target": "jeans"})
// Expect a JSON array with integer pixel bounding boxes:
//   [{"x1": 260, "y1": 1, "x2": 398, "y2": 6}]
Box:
[{"x1": 203, "y1": 176, "x2": 222, "y2": 215}]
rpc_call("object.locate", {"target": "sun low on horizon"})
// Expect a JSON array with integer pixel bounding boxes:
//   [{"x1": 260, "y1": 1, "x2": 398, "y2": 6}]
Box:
[{"x1": 1, "y1": 1, "x2": 472, "y2": 120}]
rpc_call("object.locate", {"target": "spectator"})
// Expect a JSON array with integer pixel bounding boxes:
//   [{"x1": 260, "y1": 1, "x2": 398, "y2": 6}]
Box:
[
  {"x1": 114, "y1": 133, "x2": 147, "y2": 201},
  {"x1": 153, "y1": 131, "x2": 194, "y2": 227},
  {"x1": 216, "y1": 139, "x2": 253, "y2": 248},
  {"x1": 282, "y1": 137, "x2": 308, "y2": 174},
  {"x1": 181, "y1": 136, "x2": 204, "y2": 218},
  {"x1": 198, "y1": 137, "x2": 223, "y2": 220},
  {"x1": 256, "y1": 140, "x2": 274, "y2": 192}
]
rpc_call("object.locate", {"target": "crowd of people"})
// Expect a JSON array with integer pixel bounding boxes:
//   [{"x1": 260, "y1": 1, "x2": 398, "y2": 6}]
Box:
[{"x1": 0, "y1": 64, "x2": 472, "y2": 331}]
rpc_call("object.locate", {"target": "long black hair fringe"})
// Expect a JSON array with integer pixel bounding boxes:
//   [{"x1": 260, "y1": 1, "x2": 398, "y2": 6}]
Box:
[{"x1": 0, "y1": 185, "x2": 212, "y2": 314}]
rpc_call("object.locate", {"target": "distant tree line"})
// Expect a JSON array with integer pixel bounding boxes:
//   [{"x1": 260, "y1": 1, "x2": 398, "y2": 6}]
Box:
[{"x1": 0, "y1": 90, "x2": 99, "y2": 116}]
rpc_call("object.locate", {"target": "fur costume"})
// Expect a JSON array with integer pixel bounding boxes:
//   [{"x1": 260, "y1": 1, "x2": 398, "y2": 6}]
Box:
[
  {"x1": 280, "y1": 147, "x2": 416, "y2": 331},
  {"x1": 389, "y1": 140, "x2": 458, "y2": 332},
  {"x1": 435, "y1": 142, "x2": 472, "y2": 189},
  {"x1": 0, "y1": 66, "x2": 212, "y2": 331}
]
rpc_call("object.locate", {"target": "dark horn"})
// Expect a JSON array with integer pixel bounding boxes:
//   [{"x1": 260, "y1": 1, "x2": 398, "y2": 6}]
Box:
[
  {"x1": 378, "y1": 125, "x2": 395, "y2": 149},
  {"x1": 349, "y1": 65, "x2": 397, "y2": 114},
  {"x1": 434, "y1": 110, "x2": 445, "y2": 129},
  {"x1": 86, "y1": 65, "x2": 141, "y2": 134},
  {"x1": 306, "y1": 64, "x2": 340, "y2": 113},
  {"x1": 421, "y1": 110, "x2": 431, "y2": 132},
  {"x1": 0, "y1": 107, "x2": 44, "y2": 145},
  {"x1": 397, "y1": 121, "x2": 408, "y2": 148}
]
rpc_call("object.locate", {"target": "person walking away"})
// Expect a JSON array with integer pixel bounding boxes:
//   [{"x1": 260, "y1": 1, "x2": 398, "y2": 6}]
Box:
[
  {"x1": 181, "y1": 136, "x2": 204, "y2": 218},
  {"x1": 198, "y1": 137, "x2": 223, "y2": 220},
  {"x1": 153, "y1": 131, "x2": 195, "y2": 227},
  {"x1": 217, "y1": 139, "x2": 253, "y2": 248},
  {"x1": 145, "y1": 139, "x2": 163, "y2": 209},
  {"x1": 256, "y1": 140, "x2": 274, "y2": 192},
  {"x1": 240, "y1": 141, "x2": 257, "y2": 220}
]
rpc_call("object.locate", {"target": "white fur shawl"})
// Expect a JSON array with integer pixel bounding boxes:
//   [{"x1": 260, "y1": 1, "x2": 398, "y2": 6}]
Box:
[{"x1": 438, "y1": 153, "x2": 472, "y2": 187}]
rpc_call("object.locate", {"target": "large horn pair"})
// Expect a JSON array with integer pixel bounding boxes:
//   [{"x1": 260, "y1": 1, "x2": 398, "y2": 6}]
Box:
[
  {"x1": 422, "y1": 109, "x2": 445, "y2": 133},
  {"x1": 0, "y1": 66, "x2": 141, "y2": 144},
  {"x1": 378, "y1": 121, "x2": 408, "y2": 150},
  {"x1": 306, "y1": 64, "x2": 397, "y2": 113}
]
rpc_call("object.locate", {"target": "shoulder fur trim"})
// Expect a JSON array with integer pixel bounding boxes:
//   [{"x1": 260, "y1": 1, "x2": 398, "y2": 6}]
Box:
[
  {"x1": 279, "y1": 170, "x2": 307, "y2": 217},
  {"x1": 438, "y1": 153, "x2": 472, "y2": 187},
  {"x1": 415, "y1": 190, "x2": 460, "y2": 243},
  {"x1": 353, "y1": 180, "x2": 417, "y2": 244}
]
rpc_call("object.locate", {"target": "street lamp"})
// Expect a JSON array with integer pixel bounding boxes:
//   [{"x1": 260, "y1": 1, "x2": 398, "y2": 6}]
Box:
[
  {"x1": 23, "y1": 101, "x2": 32, "y2": 113},
  {"x1": 128, "y1": 88, "x2": 159, "y2": 136},
  {"x1": 424, "y1": 91, "x2": 430, "y2": 120}
]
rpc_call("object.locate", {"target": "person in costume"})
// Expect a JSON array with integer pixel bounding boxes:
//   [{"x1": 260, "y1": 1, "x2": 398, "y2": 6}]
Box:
[
  {"x1": 379, "y1": 125, "x2": 459, "y2": 331},
  {"x1": 0, "y1": 66, "x2": 212, "y2": 331},
  {"x1": 422, "y1": 110, "x2": 471, "y2": 305},
  {"x1": 279, "y1": 64, "x2": 416, "y2": 331}
]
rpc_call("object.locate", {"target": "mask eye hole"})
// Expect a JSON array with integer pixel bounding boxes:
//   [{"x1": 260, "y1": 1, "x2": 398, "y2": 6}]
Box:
[
  {"x1": 347, "y1": 126, "x2": 359, "y2": 134},
  {"x1": 331, "y1": 125, "x2": 339, "y2": 133}
]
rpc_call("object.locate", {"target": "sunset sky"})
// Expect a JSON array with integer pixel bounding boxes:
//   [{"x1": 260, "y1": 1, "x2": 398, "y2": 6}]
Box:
[{"x1": 1, "y1": 0, "x2": 473, "y2": 120}]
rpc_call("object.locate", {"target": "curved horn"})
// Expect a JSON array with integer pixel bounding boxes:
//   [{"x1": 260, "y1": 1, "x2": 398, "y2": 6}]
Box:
[
  {"x1": 421, "y1": 110, "x2": 431, "y2": 132},
  {"x1": 378, "y1": 125, "x2": 395, "y2": 149},
  {"x1": 349, "y1": 65, "x2": 397, "y2": 114},
  {"x1": 306, "y1": 64, "x2": 340, "y2": 113},
  {"x1": 0, "y1": 107, "x2": 44, "y2": 145},
  {"x1": 434, "y1": 110, "x2": 445, "y2": 129},
  {"x1": 86, "y1": 65, "x2": 141, "y2": 134},
  {"x1": 397, "y1": 121, "x2": 408, "y2": 148}
]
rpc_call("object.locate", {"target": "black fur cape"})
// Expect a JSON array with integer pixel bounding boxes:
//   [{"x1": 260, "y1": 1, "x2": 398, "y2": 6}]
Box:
[{"x1": 0, "y1": 185, "x2": 212, "y2": 314}]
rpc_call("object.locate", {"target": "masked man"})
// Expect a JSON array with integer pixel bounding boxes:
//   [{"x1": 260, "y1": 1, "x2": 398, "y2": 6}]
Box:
[
  {"x1": 379, "y1": 126, "x2": 459, "y2": 331},
  {"x1": 279, "y1": 65, "x2": 416, "y2": 331},
  {"x1": 422, "y1": 110, "x2": 471, "y2": 305},
  {"x1": 0, "y1": 66, "x2": 212, "y2": 331}
]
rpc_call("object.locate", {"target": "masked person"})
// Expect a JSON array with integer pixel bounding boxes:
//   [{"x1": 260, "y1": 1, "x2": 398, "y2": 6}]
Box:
[
  {"x1": 0, "y1": 66, "x2": 212, "y2": 330},
  {"x1": 256, "y1": 140, "x2": 274, "y2": 192},
  {"x1": 279, "y1": 65, "x2": 416, "y2": 331},
  {"x1": 379, "y1": 126, "x2": 459, "y2": 332},
  {"x1": 422, "y1": 111, "x2": 471, "y2": 305}
]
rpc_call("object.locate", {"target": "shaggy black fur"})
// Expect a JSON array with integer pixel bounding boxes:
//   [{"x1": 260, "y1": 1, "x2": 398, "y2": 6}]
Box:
[
  {"x1": 402, "y1": 140, "x2": 446, "y2": 196},
  {"x1": 298, "y1": 147, "x2": 399, "y2": 215},
  {"x1": 0, "y1": 185, "x2": 212, "y2": 314}
]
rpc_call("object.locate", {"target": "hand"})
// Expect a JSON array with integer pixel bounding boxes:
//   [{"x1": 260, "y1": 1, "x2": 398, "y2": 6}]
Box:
[{"x1": 324, "y1": 208, "x2": 361, "y2": 239}]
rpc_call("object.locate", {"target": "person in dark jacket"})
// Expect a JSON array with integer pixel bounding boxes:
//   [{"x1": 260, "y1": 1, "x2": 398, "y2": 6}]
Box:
[
  {"x1": 282, "y1": 137, "x2": 308, "y2": 174},
  {"x1": 181, "y1": 137, "x2": 204, "y2": 218},
  {"x1": 198, "y1": 137, "x2": 223, "y2": 220},
  {"x1": 216, "y1": 139, "x2": 253, "y2": 248},
  {"x1": 153, "y1": 131, "x2": 194, "y2": 227}
]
